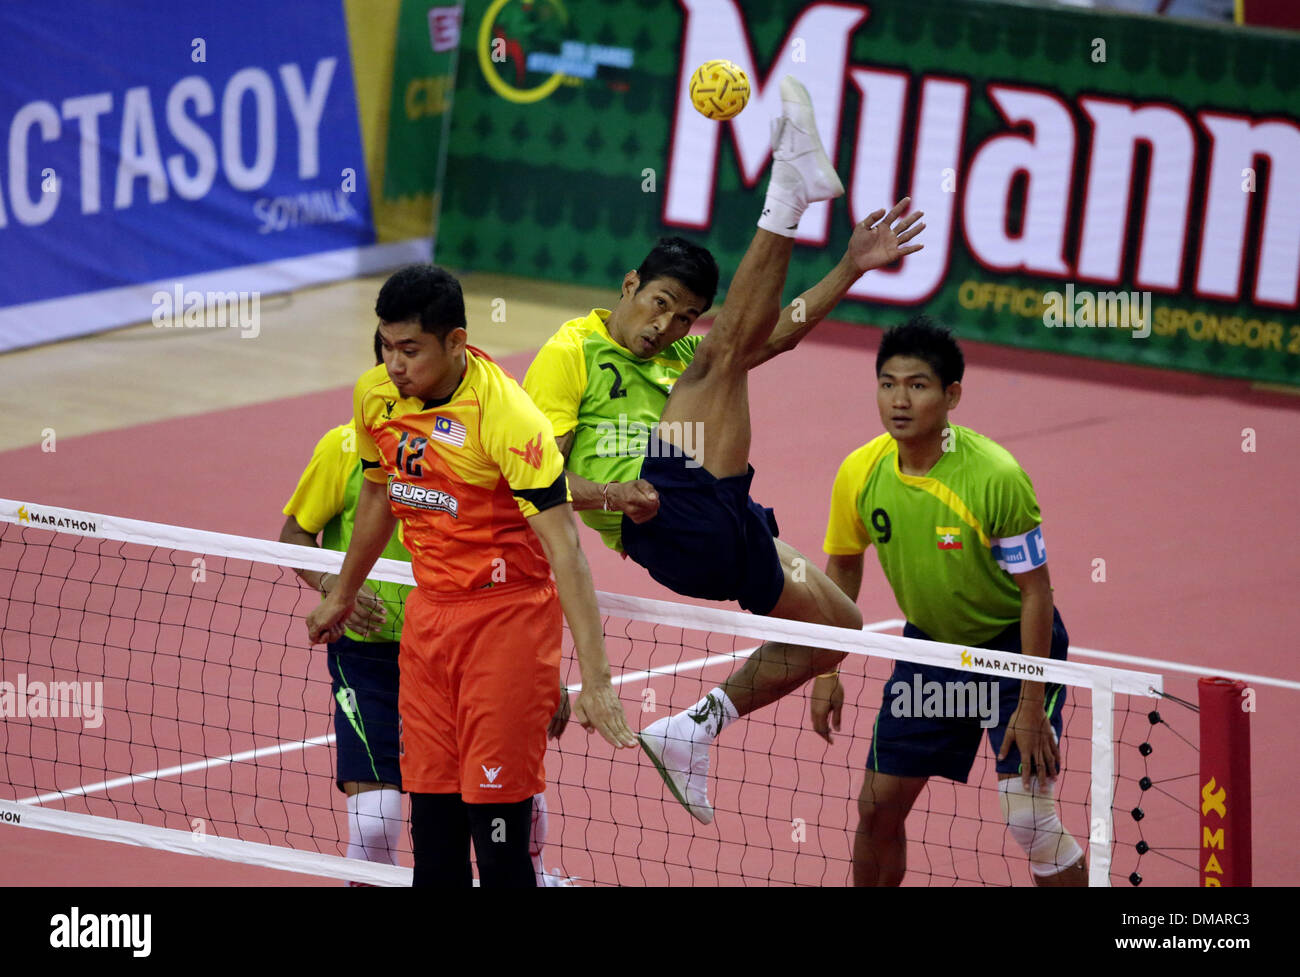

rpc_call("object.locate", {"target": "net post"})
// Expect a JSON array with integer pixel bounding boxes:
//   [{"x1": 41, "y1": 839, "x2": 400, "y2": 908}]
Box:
[
  {"x1": 1088, "y1": 675, "x2": 1114, "y2": 887},
  {"x1": 1197, "y1": 676, "x2": 1252, "y2": 887}
]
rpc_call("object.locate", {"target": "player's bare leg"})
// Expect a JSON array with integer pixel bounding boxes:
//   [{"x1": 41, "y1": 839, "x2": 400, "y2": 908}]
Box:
[
  {"x1": 658, "y1": 76, "x2": 842, "y2": 480},
  {"x1": 656, "y1": 231, "x2": 790, "y2": 479},
  {"x1": 719, "y1": 539, "x2": 859, "y2": 716},
  {"x1": 637, "y1": 78, "x2": 852, "y2": 825},
  {"x1": 854, "y1": 771, "x2": 928, "y2": 886}
]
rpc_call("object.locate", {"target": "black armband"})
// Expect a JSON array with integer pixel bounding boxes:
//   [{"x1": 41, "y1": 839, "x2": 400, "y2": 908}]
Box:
[{"x1": 512, "y1": 470, "x2": 567, "y2": 513}]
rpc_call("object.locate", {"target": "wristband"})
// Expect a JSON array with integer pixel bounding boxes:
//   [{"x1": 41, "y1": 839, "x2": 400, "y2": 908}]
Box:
[
  {"x1": 816, "y1": 670, "x2": 839, "y2": 680},
  {"x1": 602, "y1": 482, "x2": 613, "y2": 511}
]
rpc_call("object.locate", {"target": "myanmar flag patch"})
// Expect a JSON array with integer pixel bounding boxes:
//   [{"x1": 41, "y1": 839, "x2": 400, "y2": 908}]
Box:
[{"x1": 936, "y1": 526, "x2": 963, "y2": 550}]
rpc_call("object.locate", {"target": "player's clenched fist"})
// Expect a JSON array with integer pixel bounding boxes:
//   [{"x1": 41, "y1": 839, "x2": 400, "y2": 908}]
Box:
[
  {"x1": 307, "y1": 593, "x2": 353, "y2": 645},
  {"x1": 611, "y1": 479, "x2": 660, "y2": 524}
]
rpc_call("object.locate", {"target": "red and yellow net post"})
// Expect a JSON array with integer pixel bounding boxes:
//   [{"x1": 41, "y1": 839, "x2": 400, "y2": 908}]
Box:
[{"x1": 1198, "y1": 677, "x2": 1252, "y2": 886}]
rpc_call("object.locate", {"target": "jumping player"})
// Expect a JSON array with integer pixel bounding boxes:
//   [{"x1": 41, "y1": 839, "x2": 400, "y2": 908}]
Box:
[{"x1": 524, "y1": 77, "x2": 924, "y2": 823}]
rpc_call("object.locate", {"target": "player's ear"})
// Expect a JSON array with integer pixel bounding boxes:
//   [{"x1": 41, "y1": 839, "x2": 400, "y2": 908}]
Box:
[
  {"x1": 443, "y1": 326, "x2": 468, "y2": 356},
  {"x1": 621, "y1": 271, "x2": 640, "y2": 299},
  {"x1": 945, "y1": 380, "x2": 962, "y2": 410}
]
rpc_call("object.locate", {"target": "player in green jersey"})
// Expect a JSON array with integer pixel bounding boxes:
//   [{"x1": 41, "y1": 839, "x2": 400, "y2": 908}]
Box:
[
  {"x1": 525, "y1": 77, "x2": 924, "y2": 824},
  {"x1": 821, "y1": 316, "x2": 1087, "y2": 886}
]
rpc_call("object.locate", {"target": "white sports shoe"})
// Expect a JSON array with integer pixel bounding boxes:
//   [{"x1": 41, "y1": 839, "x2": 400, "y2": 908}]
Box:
[
  {"x1": 638, "y1": 714, "x2": 715, "y2": 825},
  {"x1": 768, "y1": 76, "x2": 844, "y2": 209}
]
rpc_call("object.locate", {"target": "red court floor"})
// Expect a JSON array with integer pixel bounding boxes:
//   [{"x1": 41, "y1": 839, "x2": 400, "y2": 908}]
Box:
[{"x1": 2, "y1": 320, "x2": 1296, "y2": 885}]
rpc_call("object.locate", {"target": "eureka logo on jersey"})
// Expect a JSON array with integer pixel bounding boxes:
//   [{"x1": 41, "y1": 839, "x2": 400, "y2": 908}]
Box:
[
  {"x1": 480, "y1": 764, "x2": 503, "y2": 789},
  {"x1": 390, "y1": 480, "x2": 459, "y2": 517}
]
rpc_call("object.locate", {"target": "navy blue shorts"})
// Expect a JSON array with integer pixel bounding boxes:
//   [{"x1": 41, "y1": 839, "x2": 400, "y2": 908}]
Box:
[
  {"x1": 620, "y1": 436, "x2": 786, "y2": 615},
  {"x1": 868, "y1": 609, "x2": 1070, "y2": 783},
  {"x1": 327, "y1": 635, "x2": 402, "y2": 791}
]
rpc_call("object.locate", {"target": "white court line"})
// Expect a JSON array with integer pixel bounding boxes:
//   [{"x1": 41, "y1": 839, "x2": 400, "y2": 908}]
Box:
[
  {"x1": 19, "y1": 733, "x2": 336, "y2": 806},
  {"x1": 1069, "y1": 646, "x2": 1300, "y2": 692}
]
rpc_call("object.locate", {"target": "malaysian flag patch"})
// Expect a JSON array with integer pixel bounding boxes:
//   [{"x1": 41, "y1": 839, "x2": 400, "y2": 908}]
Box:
[{"x1": 430, "y1": 415, "x2": 467, "y2": 447}]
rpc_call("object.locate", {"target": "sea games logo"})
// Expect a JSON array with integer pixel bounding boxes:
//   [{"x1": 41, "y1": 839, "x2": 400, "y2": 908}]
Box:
[
  {"x1": 15, "y1": 504, "x2": 98, "y2": 534},
  {"x1": 476, "y1": 0, "x2": 633, "y2": 105}
]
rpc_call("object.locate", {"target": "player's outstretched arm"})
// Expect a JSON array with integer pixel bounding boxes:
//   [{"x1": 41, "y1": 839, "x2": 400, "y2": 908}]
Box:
[
  {"x1": 305, "y1": 480, "x2": 397, "y2": 644},
  {"x1": 748, "y1": 197, "x2": 926, "y2": 369},
  {"x1": 527, "y1": 503, "x2": 637, "y2": 749}
]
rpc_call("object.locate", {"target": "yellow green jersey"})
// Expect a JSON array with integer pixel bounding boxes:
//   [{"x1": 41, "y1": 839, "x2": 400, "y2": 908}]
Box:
[
  {"x1": 283, "y1": 421, "x2": 413, "y2": 643},
  {"x1": 823, "y1": 425, "x2": 1048, "y2": 646},
  {"x1": 524, "y1": 308, "x2": 701, "y2": 551}
]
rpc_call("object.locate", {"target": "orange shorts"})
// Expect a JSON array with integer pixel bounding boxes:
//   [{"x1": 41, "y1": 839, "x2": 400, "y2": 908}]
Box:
[{"x1": 398, "y1": 580, "x2": 561, "y2": 803}]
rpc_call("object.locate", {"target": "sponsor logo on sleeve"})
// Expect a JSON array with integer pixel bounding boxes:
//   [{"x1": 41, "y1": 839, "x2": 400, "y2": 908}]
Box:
[{"x1": 508, "y1": 432, "x2": 546, "y2": 469}]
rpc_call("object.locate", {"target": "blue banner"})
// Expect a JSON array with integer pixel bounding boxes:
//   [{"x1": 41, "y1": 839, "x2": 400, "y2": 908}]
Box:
[{"x1": 0, "y1": 0, "x2": 379, "y2": 342}]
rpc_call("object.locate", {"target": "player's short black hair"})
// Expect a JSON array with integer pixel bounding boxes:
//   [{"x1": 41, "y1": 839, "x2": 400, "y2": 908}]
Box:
[
  {"x1": 372, "y1": 328, "x2": 384, "y2": 365},
  {"x1": 375, "y1": 264, "x2": 466, "y2": 342},
  {"x1": 876, "y1": 315, "x2": 965, "y2": 388},
  {"x1": 634, "y1": 237, "x2": 719, "y2": 311}
]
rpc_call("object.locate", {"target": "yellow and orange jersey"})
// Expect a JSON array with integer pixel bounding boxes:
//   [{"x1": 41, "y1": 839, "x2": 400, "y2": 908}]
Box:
[{"x1": 354, "y1": 345, "x2": 568, "y2": 594}]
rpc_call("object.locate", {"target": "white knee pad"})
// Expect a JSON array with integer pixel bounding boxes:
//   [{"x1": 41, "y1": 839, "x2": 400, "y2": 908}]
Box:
[
  {"x1": 346, "y1": 787, "x2": 402, "y2": 865},
  {"x1": 999, "y1": 778, "x2": 1084, "y2": 877}
]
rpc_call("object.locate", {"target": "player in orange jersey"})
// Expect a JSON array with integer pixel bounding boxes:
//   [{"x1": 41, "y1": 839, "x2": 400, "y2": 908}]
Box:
[{"x1": 307, "y1": 265, "x2": 635, "y2": 887}]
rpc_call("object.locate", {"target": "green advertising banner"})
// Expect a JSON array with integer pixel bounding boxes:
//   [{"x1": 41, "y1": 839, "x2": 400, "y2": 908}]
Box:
[
  {"x1": 437, "y1": 0, "x2": 1300, "y2": 386},
  {"x1": 347, "y1": 0, "x2": 462, "y2": 243},
  {"x1": 384, "y1": 0, "x2": 462, "y2": 200}
]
